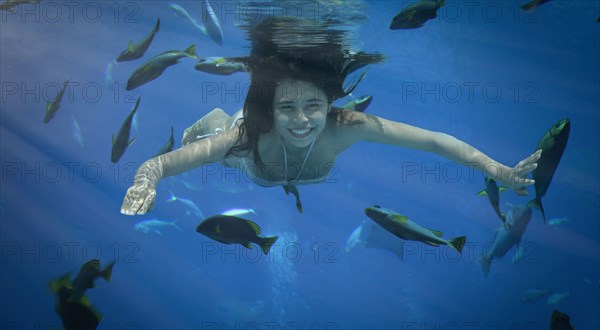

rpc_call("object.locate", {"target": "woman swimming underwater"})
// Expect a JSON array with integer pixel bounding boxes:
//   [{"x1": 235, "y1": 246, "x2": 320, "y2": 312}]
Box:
[{"x1": 120, "y1": 17, "x2": 540, "y2": 215}]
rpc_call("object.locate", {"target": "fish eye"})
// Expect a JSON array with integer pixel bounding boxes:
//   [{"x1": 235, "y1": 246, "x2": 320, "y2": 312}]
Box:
[{"x1": 373, "y1": 205, "x2": 381, "y2": 208}]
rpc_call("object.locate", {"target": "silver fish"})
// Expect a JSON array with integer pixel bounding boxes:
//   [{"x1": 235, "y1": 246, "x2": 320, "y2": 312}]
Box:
[{"x1": 126, "y1": 44, "x2": 198, "y2": 90}]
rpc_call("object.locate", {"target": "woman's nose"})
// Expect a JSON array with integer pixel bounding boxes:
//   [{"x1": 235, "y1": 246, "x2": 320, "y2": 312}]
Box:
[{"x1": 292, "y1": 109, "x2": 308, "y2": 122}]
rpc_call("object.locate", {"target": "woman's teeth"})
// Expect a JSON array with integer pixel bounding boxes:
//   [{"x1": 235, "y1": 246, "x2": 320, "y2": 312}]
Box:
[{"x1": 289, "y1": 128, "x2": 313, "y2": 138}]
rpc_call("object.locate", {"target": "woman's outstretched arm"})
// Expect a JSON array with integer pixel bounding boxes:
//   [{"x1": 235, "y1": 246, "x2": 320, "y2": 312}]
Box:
[
  {"x1": 120, "y1": 129, "x2": 239, "y2": 215},
  {"x1": 345, "y1": 112, "x2": 541, "y2": 192}
]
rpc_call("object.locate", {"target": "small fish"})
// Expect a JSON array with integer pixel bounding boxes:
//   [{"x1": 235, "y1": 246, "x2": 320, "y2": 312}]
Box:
[
  {"x1": 169, "y1": 3, "x2": 207, "y2": 34},
  {"x1": 546, "y1": 292, "x2": 570, "y2": 305},
  {"x1": 153, "y1": 126, "x2": 175, "y2": 157},
  {"x1": 68, "y1": 259, "x2": 115, "y2": 302},
  {"x1": 111, "y1": 97, "x2": 140, "y2": 163},
  {"x1": 49, "y1": 270, "x2": 104, "y2": 330},
  {"x1": 511, "y1": 245, "x2": 524, "y2": 264},
  {"x1": 520, "y1": 0, "x2": 552, "y2": 12},
  {"x1": 220, "y1": 208, "x2": 257, "y2": 217},
  {"x1": 126, "y1": 44, "x2": 198, "y2": 91},
  {"x1": 345, "y1": 221, "x2": 367, "y2": 252},
  {"x1": 71, "y1": 114, "x2": 84, "y2": 147},
  {"x1": 105, "y1": 60, "x2": 117, "y2": 86},
  {"x1": 548, "y1": 217, "x2": 570, "y2": 226},
  {"x1": 195, "y1": 57, "x2": 247, "y2": 75},
  {"x1": 200, "y1": 0, "x2": 224, "y2": 45},
  {"x1": 477, "y1": 177, "x2": 508, "y2": 228},
  {"x1": 522, "y1": 288, "x2": 551, "y2": 303},
  {"x1": 478, "y1": 204, "x2": 532, "y2": 277},
  {"x1": 0, "y1": 0, "x2": 40, "y2": 12},
  {"x1": 196, "y1": 215, "x2": 278, "y2": 254},
  {"x1": 283, "y1": 184, "x2": 302, "y2": 213},
  {"x1": 166, "y1": 190, "x2": 205, "y2": 219},
  {"x1": 364, "y1": 205, "x2": 466, "y2": 253},
  {"x1": 340, "y1": 95, "x2": 373, "y2": 112},
  {"x1": 550, "y1": 309, "x2": 574, "y2": 330},
  {"x1": 134, "y1": 218, "x2": 181, "y2": 235},
  {"x1": 390, "y1": 0, "x2": 445, "y2": 30},
  {"x1": 44, "y1": 79, "x2": 69, "y2": 123},
  {"x1": 527, "y1": 118, "x2": 570, "y2": 222},
  {"x1": 116, "y1": 18, "x2": 160, "y2": 62}
]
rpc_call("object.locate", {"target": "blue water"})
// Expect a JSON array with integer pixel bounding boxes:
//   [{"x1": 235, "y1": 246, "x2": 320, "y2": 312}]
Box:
[{"x1": 1, "y1": 1, "x2": 599, "y2": 329}]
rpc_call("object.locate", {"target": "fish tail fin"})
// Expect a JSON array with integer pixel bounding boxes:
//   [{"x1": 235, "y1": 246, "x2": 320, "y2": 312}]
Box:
[
  {"x1": 166, "y1": 190, "x2": 177, "y2": 203},
  {"x1": 183, "y1": 44, "x2": 198, "y2": 59},
  {"x1": 260, "y1": 236, "x2": 279, "y2": 255},
  {"x1": 448, "y1": 236, "x2": 466, "y2": 254},
  {"x1": 49, "y1": 271, "x2": 72, "y2": 293},
  {"x1": 100, "y1": 261, "x2": 116, "y2": 282},
  {"x1": 527, "y1": 198, "x2": 546, "y2": 223},
  {"x1": 155, "y1": 18, "x2": 160, "y2": 32},
  {"x1": 478, "y1": 254, "x2": 491, "y2": 277}
]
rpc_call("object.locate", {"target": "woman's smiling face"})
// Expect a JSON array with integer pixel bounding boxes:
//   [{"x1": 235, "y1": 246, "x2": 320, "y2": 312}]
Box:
[{"x1": 272, "y1": 79, "x2": 330, "y2": 148}]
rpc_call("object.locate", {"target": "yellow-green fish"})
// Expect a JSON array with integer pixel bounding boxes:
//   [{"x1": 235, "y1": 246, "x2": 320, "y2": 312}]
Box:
[
  {"x1": 195, "y1": 57, "x2": 247, "y2": 75},
  {"x1": 477, "y1": 177, "x2": 508, "y2": 228},
  {"x1": 527, "y1": 118, "x2": 570, "y2": 222},
  {"x1": 69, "y1": 259, "x2": 115, "y2": 302},
  {"x1": 196, "y1": 215, "x2": 278, "y2": 254},
  {"x1": 340, "y1": 95, "x2": 373, "y2": 112},
  {"x1": 126, "y1": 44, "x2": 198, "y2": 90},
  {"x1": 116, "y1": 18, "x2": 160, "y2": 62},
  {"x1": 364, "y1": 205, "x2": 466, "y2": 253},
  {"x1": 0, "y1": 0, "x2": 41, "y2": 12},
  {"x1": 111, "y1": 97, "x2": 140, "y2": 163},
  {"x1": 521, "y1": 0, "x2": 552, "y2": 12},
  {"x1": 44, "y1": 79, "x2": 69, "y2": 124}
]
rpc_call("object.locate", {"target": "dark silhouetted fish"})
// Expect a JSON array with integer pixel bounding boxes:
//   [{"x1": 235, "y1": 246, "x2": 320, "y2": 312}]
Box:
[
  {"x1": 477, "y1": 177, "x2": 508, "y2": 228},
  {"x1": 550, "y1": 309, "x2": 574, "y2": 330},
  {"x1": 390, "y1": 0, "x2": 445, "y2": 30},
  {"x1": 153, "y1": 125, "x2": 174, "y2": 157},
  {"x1": 111, "y1": 97, "x2": 140, "y2": 163},
  {"x1": 527, "y1": 118, "x2": 570, "y2": 222},
  {"x1": 283, "y1": 184, "x2": 302, "y2": 213},
  {"x1": 69, "y1": 259, "x2": 115, "y2": 302},
  {"x1": 116, "y1": 18, "x2": 160, "y2": 62},
  {"x1": 196, "y1": 215, "x2": 278, "y2": 254},
  {"x1": 521, "y1": 0, "x2": 552, "y2": 12},
  {"x1": 0, "y1": 0, "x2": 41, "y2": 11}
]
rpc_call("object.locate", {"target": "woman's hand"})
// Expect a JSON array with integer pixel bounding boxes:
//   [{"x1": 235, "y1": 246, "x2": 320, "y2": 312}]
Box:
[
  {"x1": 503, "y1": 149, "x2": 542, "y2": 195},
  {"x1": 121, "y1": 181, "x2": 157, "y2": 215}
]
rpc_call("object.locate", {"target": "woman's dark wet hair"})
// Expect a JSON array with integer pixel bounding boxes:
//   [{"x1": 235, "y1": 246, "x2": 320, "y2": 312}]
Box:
[{"x1": 227, "y1": 17, "x2": 385, "y2": 169}]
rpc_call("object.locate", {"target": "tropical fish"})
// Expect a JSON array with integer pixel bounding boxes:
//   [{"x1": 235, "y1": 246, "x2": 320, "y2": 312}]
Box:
[
  {"x1": 364, "y1": 205, "x2": 466, "y2": 253},
  {"x1": 548, "y1": 217, "x2": 570, "y2": 226},
  {"x1": 220, "y1": 208, "x2": 257, "y2": 217},
  {"x1": 134, "y1": 218, "x2": 181, "y2": 235},
  {"x1": 477, "y1": 177, "x2": 508, "y2": 228},
  {"x1": 196, "y1": 215, "x2": 278, "y2": 254},
  {"x1": 521, "y1": 288, "x2": 551, "y2": 303},
  {"x1": 116, "y1": 18, "x2": 160, "y2": 62},
  {"x1": 68, "y1": 259, "x2": 115, "y2": 302},
  {"x1": 0, "y1": 0, "x2": 40, "y2": 12},
  {"x1": 71, "y1": 114, "x2": 84, "y2": 147},
  {"x1": 550, "y1": 309, "x2": 574, "y2": 330},
  {"x1": 283, "y1": 184, "x2": 302, "y2": 213},
  {"x1": 153, "y1": 126, "x2": 174, "y2": 157},
  {"x1": 195, "y1": 57, "x2": 247, "y2": 75},
  {"x1": 390, "y1": 0, "x2": 445, "y2": 30},
  {"x1": 111, "y1": 97, "x2": 140, "y2": 163},
  {"x1": 546, "y1": 292, "x2": 570, "y2": 305},
  {"x1": 200, "y1": 0, "x2": 224, "y2": 45},
  {"x1": 340, "y1": 95, "x2": 373, "y2": 112},
  {"x1": 169, "y1": 3, "x2": 207, "y2": 34},
  {"x1": 527, "y1": 118, "x2": 570, "y2": 222},
  {"x1": 105, "y1": 60, "x2": 117, "y2": 86},
  {"x1": 126, "y1": 44, "x2": 198, "y2": 90},
  {"x1": 44, "y1": 79, "x2": 69, "y2": 124},
  {"x1": 49, "y1": 273, "x2": 102, "y2": 330},
  {"x1": 166, "y1": 190, "x2": 205, "y2": 218},
  {"x1": 478, "y1": 204, "x2": 532, "y2": 277},
  {"x1": 520, "y1": 0, "x2": 552, "y2": 12}
]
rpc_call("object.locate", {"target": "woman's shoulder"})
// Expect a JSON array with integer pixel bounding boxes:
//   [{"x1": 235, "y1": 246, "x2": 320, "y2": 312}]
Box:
[{"x1": 323, "y1": 109, "x2": 383, "y2": 148}]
